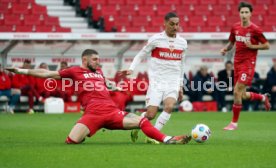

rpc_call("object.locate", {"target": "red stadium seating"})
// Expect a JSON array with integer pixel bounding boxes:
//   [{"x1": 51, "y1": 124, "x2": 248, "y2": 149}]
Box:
[
  {"x1": 23, "y1": 15, "x2": 41, "y2": 26},
  {"x1": 180, "y1": 0, "x2": 199, "y2": 5},
  {"x1": 126, "y1": 0, "x2": 144, "y2": 5},
  {"x1": 4, "y1": 15, "x2": 22, "y2": 26},
  {"x1": 163, "y1": 0, "x2": 180, "y2": 5},
  {"x1": 145, "y1": 0, "x2": 161, "y2": 5},
  {"x1": 31, "y1": 4, "x2": 47, "y2": 15},
  {"x1": 138, "y1": 6, "x2": 156, "y2": 16},
  {"x1": 194, "y1": 6, "x2": 211, "y2": 16},
  {"x1": 107, "y1": 0, "x2": 125, "y2": 5},
  {"x1": 199, "y1": 0, "x2": 217, "y2": 5},
  {"x1": 11, "y1": 4, "x2": 31, "y2": 15},
  {"x1": 207, "y1": 16, "x2": 225, "y2": 27},
  {"x1": 189, "y1": 16, "x2": 206, "y2": 27},
  {"x1": 16, "y1": 25, "x2": 34, "y2": 32}
]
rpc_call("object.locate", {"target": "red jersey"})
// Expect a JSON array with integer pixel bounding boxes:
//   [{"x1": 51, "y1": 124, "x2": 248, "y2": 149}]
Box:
[
  {"x1": 0, "y1": 71, "x2": 11, "y2": 90},
  {"x1": 58, "y1": 66, "x2": 117, "y2": 114},
  {"x1": 11, "y1": 73, "x2": 35, "y2": 89},
  {"x1": 229, "y1": 22, "x2": 268, "y2": 65}
]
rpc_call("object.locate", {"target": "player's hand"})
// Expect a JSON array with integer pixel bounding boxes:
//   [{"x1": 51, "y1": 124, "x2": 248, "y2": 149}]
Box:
[
  {"x1": 220, "y1": 48, "x2": 227, "y2": 56},
  {"x1": 5, "y1": 67, "x2": 19, "y2": 73},
  {"x1": 244, "y1": 41, "x2": 255, "y2": 49},
  {"x1": 118, "y1": 70, "x2": 133, "y2": 77}
]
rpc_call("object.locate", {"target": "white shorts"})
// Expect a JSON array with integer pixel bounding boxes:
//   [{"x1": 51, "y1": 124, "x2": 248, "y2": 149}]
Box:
[{"x1": 145, "y1": 88, "x2": 179, "y2": 107}]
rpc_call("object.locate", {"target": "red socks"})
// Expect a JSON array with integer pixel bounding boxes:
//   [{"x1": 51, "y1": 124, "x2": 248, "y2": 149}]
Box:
[
  {"x1": 139, "y1": 118, "x2": 166, "y2": 142},
  {"x1": 249, "y1": 92, "x2": 264, "y2": 101},
  {"x1": 232, "y1": 104, "x2": 242, "y2": 123}
]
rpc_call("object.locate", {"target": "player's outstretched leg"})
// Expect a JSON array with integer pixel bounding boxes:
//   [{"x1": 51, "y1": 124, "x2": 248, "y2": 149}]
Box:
[
  {"x1": 138, "y1": 117, "x2": 191, "y2": 144},
  {"x1": 248, "y1": 92, "x2": 271, "y2": 111}
]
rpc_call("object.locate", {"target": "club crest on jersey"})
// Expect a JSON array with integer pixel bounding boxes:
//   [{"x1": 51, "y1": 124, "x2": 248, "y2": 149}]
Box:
[{"x1": 169, "y1": 44, "x2": 175, "y2": 52}]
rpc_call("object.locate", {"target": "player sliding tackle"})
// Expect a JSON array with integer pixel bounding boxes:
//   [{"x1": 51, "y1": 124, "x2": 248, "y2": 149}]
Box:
[
  {"x1": 6, "y1": 49, "x2": 191, "y2": 144},
  {"x1": 120, "y1": 12, "x2": 187, "y2": 144},
  {"x1": 221, "y1": 2, "x2": 271, "y2": 130}
]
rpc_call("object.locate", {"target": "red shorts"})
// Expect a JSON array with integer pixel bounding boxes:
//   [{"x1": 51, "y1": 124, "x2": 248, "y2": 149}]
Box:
[
  {"x1": 234, "y1": 64, "x2": 255, "y2": 86},
  {"x1": 77, "y1": 110, "x2": 129, "y2": 137}
]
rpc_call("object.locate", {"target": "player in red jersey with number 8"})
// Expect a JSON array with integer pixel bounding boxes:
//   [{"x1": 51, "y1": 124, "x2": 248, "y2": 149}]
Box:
[{"x1": 221, "y1": 2, "x2": 271, "y2": 130}]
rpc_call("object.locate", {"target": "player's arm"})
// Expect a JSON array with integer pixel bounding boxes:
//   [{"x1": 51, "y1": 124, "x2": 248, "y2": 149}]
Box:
[
  {"x1": 179, "y1": 43, "x2": 188, "y2": 102},
  {"x1": 6, "y1": 67, "x2": 61, "y2": 79},
  {"x1": 245, "y1": 41, "x2": 270, "y2": 50},
  {"x1": 220, "y1": 41, "x2": 235, "y2": 56},
  {"x1": 119, "y1": 37, "x2": 156, "y2": 76},
  {"x1": 105, "y1": 78, "x2": 122, "y2": 91}
]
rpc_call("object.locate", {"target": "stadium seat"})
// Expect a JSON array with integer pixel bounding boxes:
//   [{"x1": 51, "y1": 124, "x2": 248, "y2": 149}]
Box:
[
  {"x1": 207, "y1": 16, "x2": 225, "y2": 27},
  {"x1": 180, "y1": 0, "x2": 199, "y2": 5},
  {"x1": 44, "y1": 16, "x2": 59, "y2": 26},
  {"x1": 256, "y1": 0, "x2": 272, "y2": 5},
  {"x1": 138, "y1": 6, "x2": 156, "y2": 16},
  {"x1": 101, "y1": 6, "x2": 119, "y2": 17},
  {"x1": 145, "y1": 0, "x2": 161, "y2": 5},
  {"x1": 151, "y1": 17, "x2": 164, "y2": 27},
  {"x1": 18, "y1": 0, "x2": 35, "y2": 3},
  {"x1": 4, "y1": 15, "x2": 22, "y2": 26},
  {"x1": 126, "y1": 0, "x2": 144, "y2": 5},
  {"x1": 194, "y1": 6, "x2": 211, "y2": 16},
  {"x1": 0, "y1": 25, "x2": 15, "y2": 32},
  {"x1": 119, "y1": 5, "x2": 137, "y2": 16},
  {"x1": 163, "y1": 0, "x2": 180, "y2": 5},
  {"x1": 156, "y1": 6, "x2": 175, "y2": 16},
  {"x1": 107, "y1": 0, "x2": 125, "y2": 5},
  {"x1": 15, "y1": 25, "x2": 34, "y2": 32},
  {"x1": 31, "y1": 4, "x2": 47, "y2": 15},
  {"x1": 146, "y1": 26, "x2": 163, "y2": 32},
  {"x1": 24, "y1": 15, "x2": 41, "y2": 26},
  {"x1": 124, "y1": 26, "x2": 144, "y2": 32},
  {"x1": 268, "y1": 6, "x2": 276, "y2": 15},
  {"x1": 176, "y1": 6, "x2": 193, "y2": 16},
  {"x1": 199, "y1": 0, "x2": 217, "y2": 5},
  {"x1": 11, "y1": 4, "x2": 31, "y2": 15},
  {"x1": 55, "y1": 26, "x2": 71, "y2": 32},
  {"x1": 211, "y1": 5, "x2": 230, "y2": 16},
  {"x1": 35, "y1": 25, "x2": 53, "y2": 32},
  {"x1": 132, "y1": 16, "x2": 150, "y2": 27},
  {"x1": 218, "y1": 0, "x2": 235, "y2": 5},
  {"x1": 188, "y1": 16, "x2": 206, "y2": 27},
  {"x1": 253, "y1": 6, "x2": 267, "y2": 15}
]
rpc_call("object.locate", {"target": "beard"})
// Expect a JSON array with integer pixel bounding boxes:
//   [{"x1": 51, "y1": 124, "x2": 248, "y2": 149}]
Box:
[{"x1": 87, "y1": 63, "x2": 96, "y2": 72}]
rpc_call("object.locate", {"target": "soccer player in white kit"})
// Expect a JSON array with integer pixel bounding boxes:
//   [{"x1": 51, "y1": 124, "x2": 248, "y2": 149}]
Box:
[{"x1": 120, "y1": 12, "x2": 188, "y2": 143}]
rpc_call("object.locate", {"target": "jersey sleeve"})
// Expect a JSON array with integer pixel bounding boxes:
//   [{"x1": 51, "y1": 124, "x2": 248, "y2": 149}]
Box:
[
  {"x1": 129, "y1": 35, "x2": 157, "y2": 71},
  {"x1": 255, "y1": 28, "x2": 268, "y2": 44},
  {"x1": 228, "y1": 26, "x2": 236, "y2": 43},
  {"x1": 59, "y1": 67, "x2": 73, "y2": 79}
]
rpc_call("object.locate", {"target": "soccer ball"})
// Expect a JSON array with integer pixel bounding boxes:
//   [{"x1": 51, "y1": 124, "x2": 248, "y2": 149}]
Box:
[{"x1": 191, "y1": 124, "x2": 211, "y2": 143}]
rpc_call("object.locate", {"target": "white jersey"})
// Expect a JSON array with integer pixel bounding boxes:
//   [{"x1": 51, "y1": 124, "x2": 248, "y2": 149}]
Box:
[{"x1": 129, "y1": 31, "x2": 188, "y2": 91}]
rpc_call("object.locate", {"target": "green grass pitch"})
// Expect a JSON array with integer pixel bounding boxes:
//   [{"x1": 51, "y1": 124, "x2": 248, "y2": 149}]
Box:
[{"x1": 1, "y1": 112, "x2": 276, "y2": 168}]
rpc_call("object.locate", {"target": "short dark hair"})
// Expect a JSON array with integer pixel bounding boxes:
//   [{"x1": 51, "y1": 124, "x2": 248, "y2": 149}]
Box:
[
  {"x1": 60, "y1": 61, "x2": 68, "y2": 66},
  {"x1": 164, "y1": 12, "x2": 178, "y2": 21},
  {"x1": 238, "y1": 1, "x2": 253, "y2": 12},
  {"x1": 82, "y1": 49, "x2": 98, "y2": 57},
  {"x1": 225, "y1": 60, "x2": 233, "y2": 66}
]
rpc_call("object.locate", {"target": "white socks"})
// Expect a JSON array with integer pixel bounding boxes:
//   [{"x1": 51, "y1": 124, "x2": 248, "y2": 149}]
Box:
[{"x1": 154, "y1": 111, "x2": 171, "y2": 130}]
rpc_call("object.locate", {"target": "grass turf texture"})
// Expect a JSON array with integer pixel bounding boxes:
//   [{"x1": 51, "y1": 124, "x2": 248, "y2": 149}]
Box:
[{"x1": 0, "y1": 112, "x2": 276, "y2": 168}]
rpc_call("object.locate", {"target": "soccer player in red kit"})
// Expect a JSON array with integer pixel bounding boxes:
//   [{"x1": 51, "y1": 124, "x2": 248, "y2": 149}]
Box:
[
  {"x1": 6, "y1": 49, "x2": 191, "y2": 144},
  {"x1": 221, "y1": 2, "x2": 271, "y2": 130}
]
